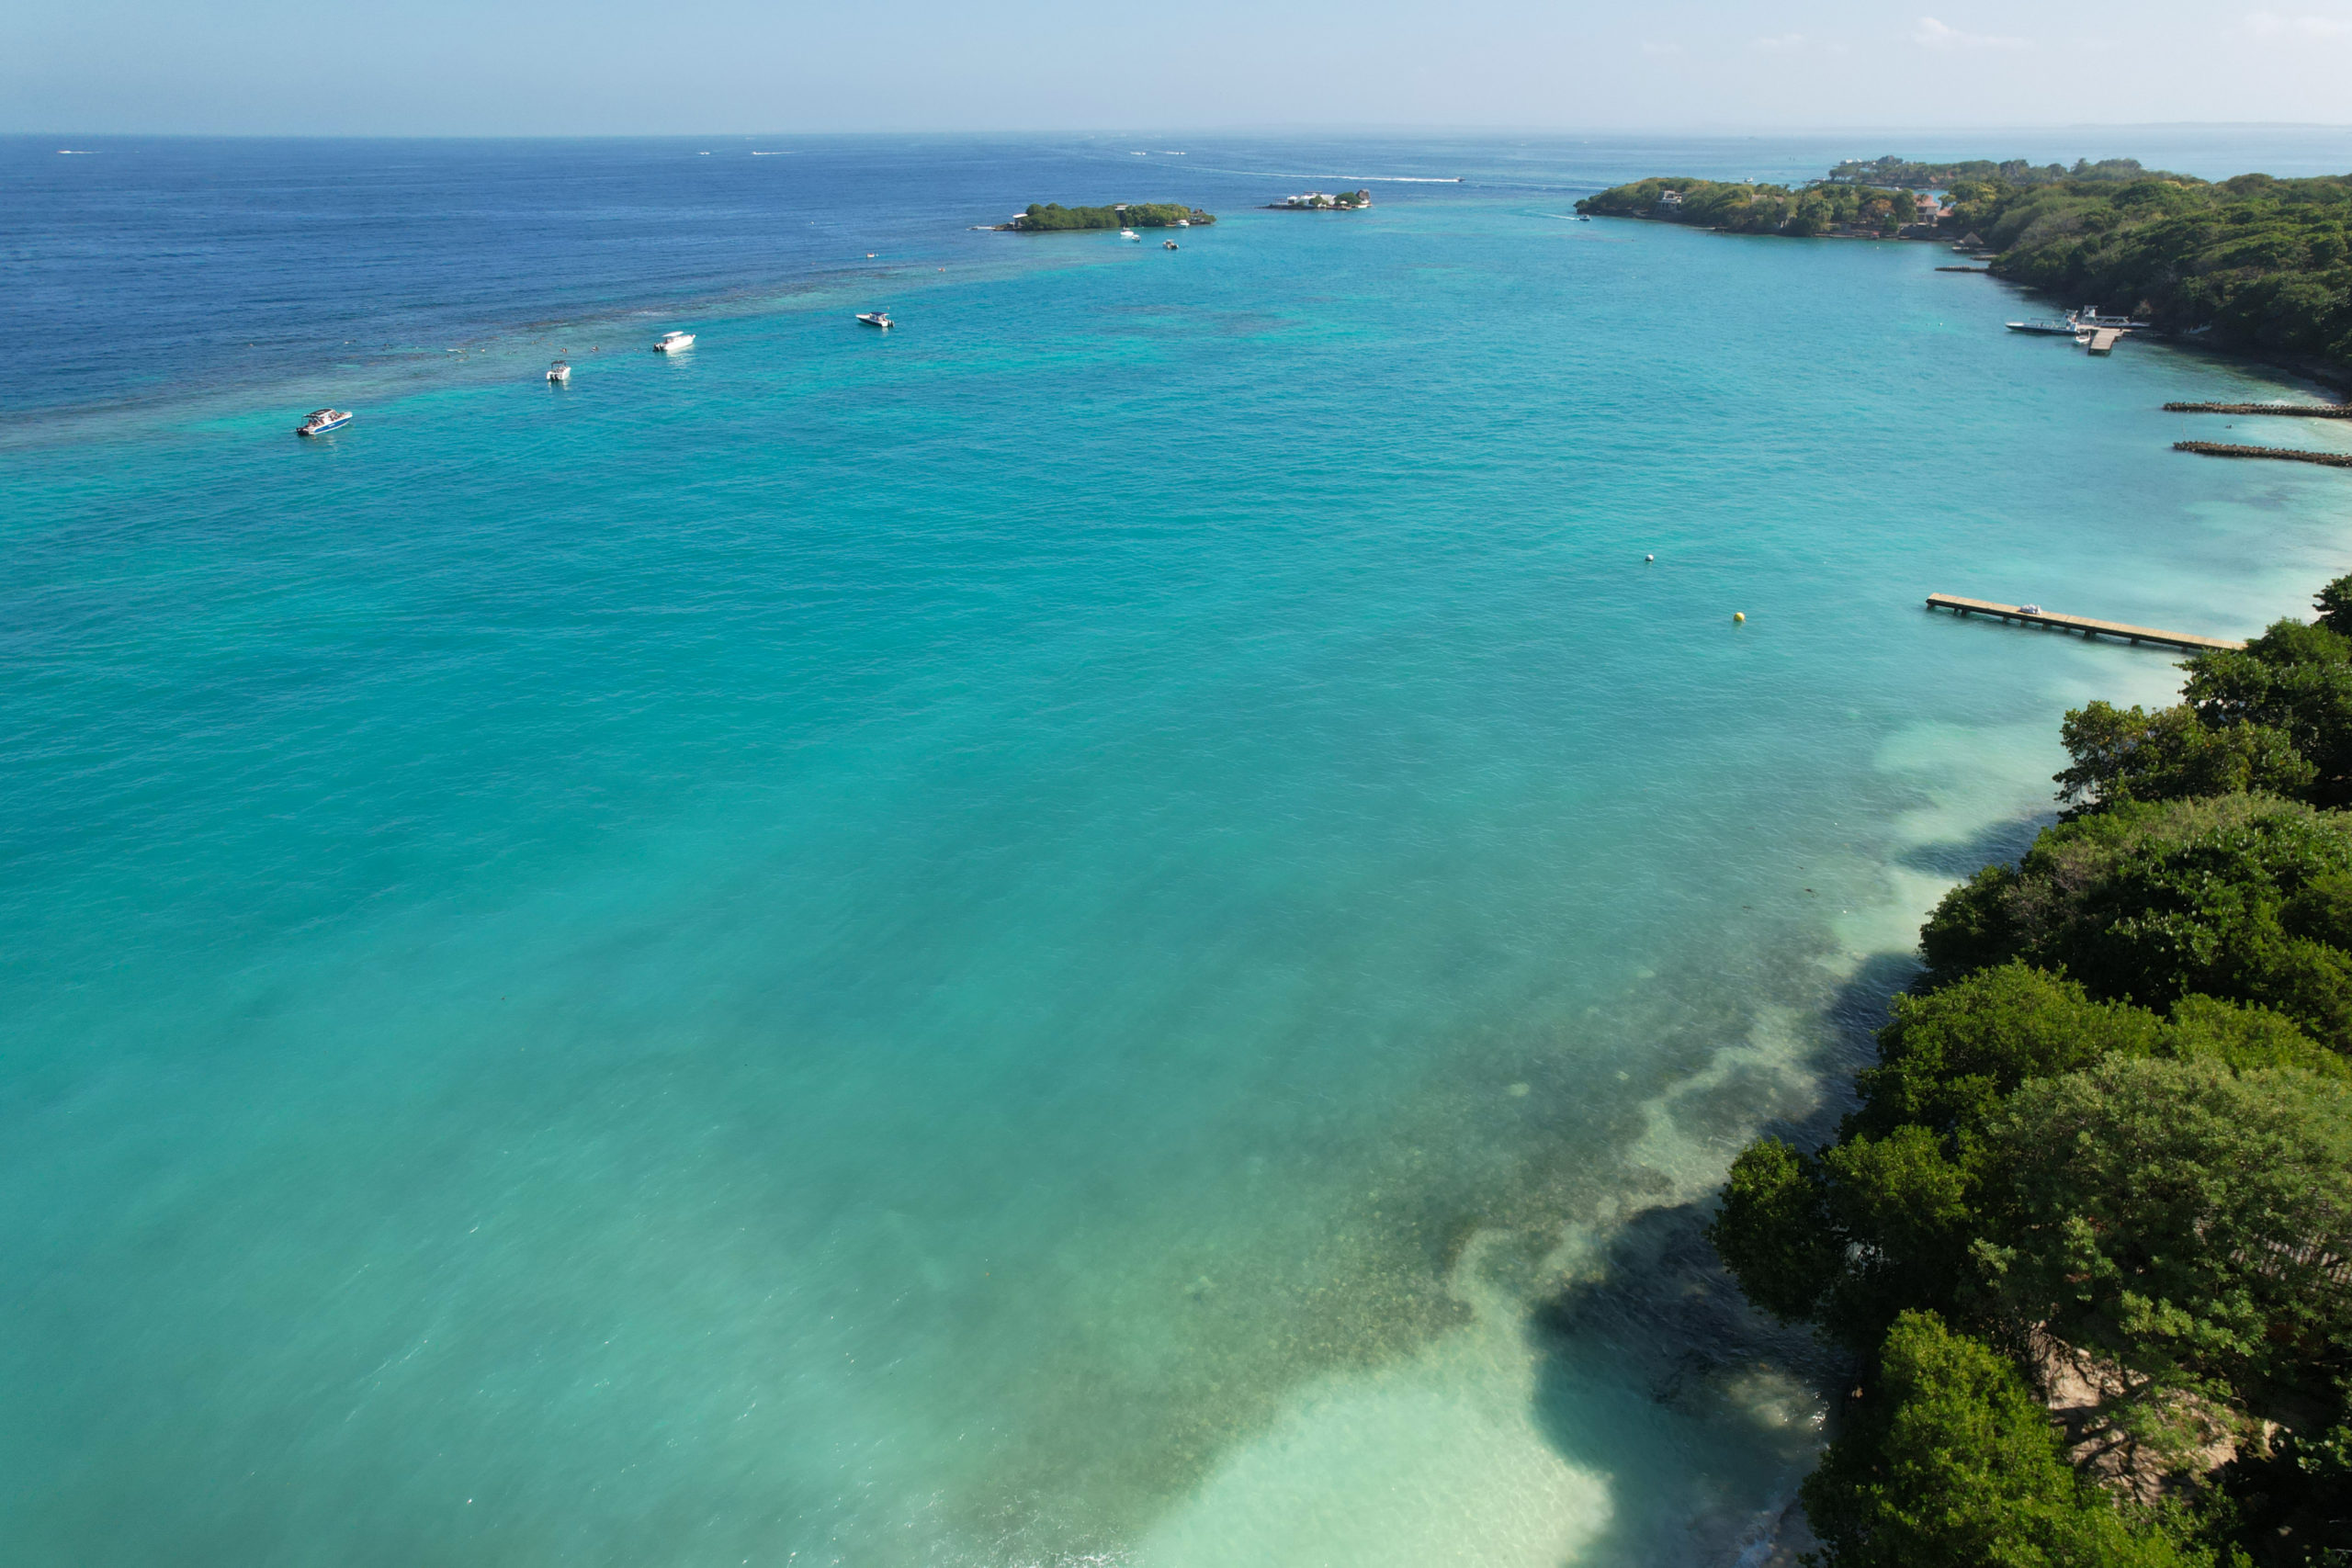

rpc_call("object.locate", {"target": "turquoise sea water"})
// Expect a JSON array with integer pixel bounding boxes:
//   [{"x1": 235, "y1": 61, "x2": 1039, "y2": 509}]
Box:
[{"x1": 6, "y1": 134, "x2": 2352, "y2": 1566}]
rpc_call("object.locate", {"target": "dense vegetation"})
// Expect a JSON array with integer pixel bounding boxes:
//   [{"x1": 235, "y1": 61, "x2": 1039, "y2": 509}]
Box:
[
  {"x1": 1957, "y1": 172, "x2": 2352, "y2": 369},
  {"x1": 1829, "y1": 155, "x2": 2172, "y2": 188},
  {"x1": 1578, "y1": 154, "x2": 2352, "y2": 371},
  {"x1": 1001, "y1": 202, "x2": 1213, "y2": 231},
  {"x1": 1710, "y1": 574, "x2": 2352, "y2": 1566},
  {"x1": 1576, "y1": 176, "x2": 1924, "y2": 237}
]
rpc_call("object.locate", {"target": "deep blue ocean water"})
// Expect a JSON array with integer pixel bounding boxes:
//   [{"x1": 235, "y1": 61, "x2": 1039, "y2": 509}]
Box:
[{"x1": 5, "y1": 130, "x2": 2352, "y2": 1566}]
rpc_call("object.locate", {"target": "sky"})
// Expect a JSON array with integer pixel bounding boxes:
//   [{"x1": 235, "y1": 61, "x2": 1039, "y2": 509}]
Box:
[{"x1": 4, "y1": 0, "x2": 2351, "y2": 134}]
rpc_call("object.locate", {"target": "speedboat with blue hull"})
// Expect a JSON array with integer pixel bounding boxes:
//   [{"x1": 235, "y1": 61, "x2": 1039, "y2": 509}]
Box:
[{"x1": 296, "y1": 408, "x2": 352, "y2": 436}]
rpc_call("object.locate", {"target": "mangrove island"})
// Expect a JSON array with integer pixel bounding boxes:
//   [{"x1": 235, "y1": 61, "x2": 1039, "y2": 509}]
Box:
[{"x1": 996, "y1": 202, "x2": 1215, "y2": 231}]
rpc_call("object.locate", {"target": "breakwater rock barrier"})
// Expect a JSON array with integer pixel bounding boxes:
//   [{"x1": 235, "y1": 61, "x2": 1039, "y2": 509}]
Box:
[
  {"x1": 2165, "y1": 402, "x2": 2352, "y2": 417},
  {"x1": 2173, "y1": 441, "x2": 2352, "y2": 468}
]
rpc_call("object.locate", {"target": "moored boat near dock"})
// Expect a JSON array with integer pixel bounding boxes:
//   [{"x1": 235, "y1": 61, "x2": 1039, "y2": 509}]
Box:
[
  {"x1": 2067, "y1": 306, "x2": 2140, "y2": 331},
  {"x1": 2005, "y1": 319, "x2": 2077, "y2": 335}
]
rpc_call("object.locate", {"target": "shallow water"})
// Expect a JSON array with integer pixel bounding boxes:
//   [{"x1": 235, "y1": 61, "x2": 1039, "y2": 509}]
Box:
[{"x1": 4, "y1": 133, "x2": 2348, "y2": 1566}]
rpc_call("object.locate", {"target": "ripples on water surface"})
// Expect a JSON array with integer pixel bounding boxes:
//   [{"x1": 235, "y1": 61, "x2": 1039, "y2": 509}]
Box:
[{"x1": 3, "y1": 130, "x2": 2350, "y2": 1566}]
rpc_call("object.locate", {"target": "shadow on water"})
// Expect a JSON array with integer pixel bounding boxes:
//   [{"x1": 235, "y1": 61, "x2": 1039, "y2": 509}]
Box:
[
  {"x1": 1893, "y1": 808, "x2": 2054, "y2": 883},
  {"x1": 1519, "y1": 952, "x2": 1928, "y2": 1564},
  {"x1": 1527, "y1": 1201, "x2": 1836, "y2": 1565}
]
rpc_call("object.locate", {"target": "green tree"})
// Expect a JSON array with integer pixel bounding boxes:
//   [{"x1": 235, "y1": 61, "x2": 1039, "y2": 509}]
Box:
[
  {"x1": 1711, "y1": 1123, "x2": 1978, "y2": 1352},
  {"x1": 1708, "y1": 1137, "x2": 1838, "y2": 1321},
  {"x1": 1914, "y1": 794, "x2": 2352, "y2": 1044},
  {"x1": 1851, "y1": 964, "x2": 2164, "y2": 1140},
  {"x1": 2179, "y1": 621, "x2": 2352, "y2": 807},
  {"x1": 1979, "y1": 1057, "x2": 2352, "y2": 1404},
  {"x1": 2054, "y1": 701, "x2": 2312, "y2": 814},
  {"x1": 1804, "y1": 1311, "x2": 2211, "y2": 1567}
]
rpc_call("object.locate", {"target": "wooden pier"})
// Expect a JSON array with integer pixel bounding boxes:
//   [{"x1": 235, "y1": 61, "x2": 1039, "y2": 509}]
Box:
[
  {"x1": 2086, "y1": 328, "x2": 2121, "y2": 355},
  {"x1": 1925, "y1": 593, "x2": 2244, "y2": 653},
  {"x1": 2175, "y1": 440, "x2": 2352, "y2": 469},
  {"x1": 2165, "y1": 401, "x2": 2352, "y2": 418}
]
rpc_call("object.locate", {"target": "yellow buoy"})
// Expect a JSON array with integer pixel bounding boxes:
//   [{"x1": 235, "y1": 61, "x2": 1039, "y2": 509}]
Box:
[{"x1": 1734, "y1": 612, "x2": 1747, "y2": 623}]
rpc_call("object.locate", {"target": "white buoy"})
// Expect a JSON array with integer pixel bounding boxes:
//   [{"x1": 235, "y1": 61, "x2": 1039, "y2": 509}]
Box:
[{"x1": 1645, "y1": 554, "x2": 1655, "y2": 562}]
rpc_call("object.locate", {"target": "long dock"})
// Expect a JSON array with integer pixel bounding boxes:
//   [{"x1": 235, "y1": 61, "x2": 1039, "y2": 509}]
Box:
[
  {"x1": 2175, "y1": 440, "x2": 2352, "y2": 469},
  {"x1": 2165, "y1": 401, "x2": 2352, "y2": 418},
  {"x1": 2086, "y1": 328, "x2": 2121, "y2": 355},
  {"x1": 1925, "y1": 593, "x2": 2244, "y2": 653}
]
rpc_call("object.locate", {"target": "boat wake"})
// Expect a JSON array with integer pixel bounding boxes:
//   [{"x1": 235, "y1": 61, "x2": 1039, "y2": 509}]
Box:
[{"x1": 1179, "y1": 165, "x2": 1464, "y2": 184}]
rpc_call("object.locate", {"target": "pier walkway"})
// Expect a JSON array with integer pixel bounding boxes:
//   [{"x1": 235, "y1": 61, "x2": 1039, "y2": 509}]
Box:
[{"x1": 1925, "y1": 593, "x2": 2244, "y2": 653}]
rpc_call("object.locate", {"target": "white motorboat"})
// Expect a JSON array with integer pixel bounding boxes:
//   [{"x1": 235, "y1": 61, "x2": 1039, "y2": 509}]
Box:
[
  {"x1": 547, "y1": 359, "x2": 571, "y2": 383},
  {"x1": 295, "y1": 408, "x2": 352, "y2": 436},
  {"x1": 654, "y1": 331, "x2": 695, "y2": 353},
  {"x1": 856, "y1": 311, "x2": 893, "y2": 329},
  {"x1": 2066, "y1": 306, "x2": 2140, "y2": 331},
  {"x1": 1120, "y1": 228, "x2": 1139, "y2": 241}
]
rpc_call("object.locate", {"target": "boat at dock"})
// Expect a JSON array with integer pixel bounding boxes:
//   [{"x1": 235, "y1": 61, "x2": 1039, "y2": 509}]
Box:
[
  {"x1": 856, "y1": 311, "x2": 893, "y2": 329},
  {"x1": 2068, "y1": 307, "x2": 2140, "y2": 331},
  {"x1": 295, "y1": 408, "x2": 352, "y2": 436},
  {"x1": 654, "y1": 331, "x2": 695, "y2": 353},
  {"x1": 547, "y1": 359, "x2": 570, "y2": 383},
  {"x1": 2005, "y1": 319, "x2": 2078, "y2": 335}
]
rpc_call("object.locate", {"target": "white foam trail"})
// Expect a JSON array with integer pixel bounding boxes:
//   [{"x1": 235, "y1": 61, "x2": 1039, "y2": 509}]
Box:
[{"x1": 1178, "y1": 166, "x2": 1464, "y2": 183}]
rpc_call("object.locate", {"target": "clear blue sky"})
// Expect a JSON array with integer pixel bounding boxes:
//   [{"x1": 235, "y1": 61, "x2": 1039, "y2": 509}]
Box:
[{"x1": 6, "y1": 0, "x2": 2350, "y2": 135}]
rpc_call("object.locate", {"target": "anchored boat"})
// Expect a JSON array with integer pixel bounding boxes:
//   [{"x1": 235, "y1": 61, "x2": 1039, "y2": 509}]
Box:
[
  {"x1": 295, "y1": 408, "x2": 352, "y2": 436},
  {"x1": 654, "y1": 331, "x2": 695, "y2": 353},
  {"x1": 547, "y1": 359, "x2": 571, "y2": 383},
  {"x1": 856, "y1": 311, "x2": 893, "y2": 329}
]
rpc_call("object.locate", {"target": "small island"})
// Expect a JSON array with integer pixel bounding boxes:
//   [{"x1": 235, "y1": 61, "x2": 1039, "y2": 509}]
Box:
[
  {"x1": 995, "y1": 202, "x2": 1215, "y2": 231},
  {"x1": 1265, "y1": 189, "x2": 1373, "y2": 210}
]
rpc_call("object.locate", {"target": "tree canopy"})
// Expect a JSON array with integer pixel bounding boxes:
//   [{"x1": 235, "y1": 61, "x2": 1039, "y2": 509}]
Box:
[
  {"x1": 1803, "y1": 1311, "x2": 2211, "y2": 1567},
  {"x1": 1577, "y1": 153, "x2": 2352, "y2": 370},
  {"x1": 1708, "y1": 569, "x2": 2352, "y2": 1564},
  {"x1": 1004, "y1": 202, "x2": 1214, "y2": 231}
]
